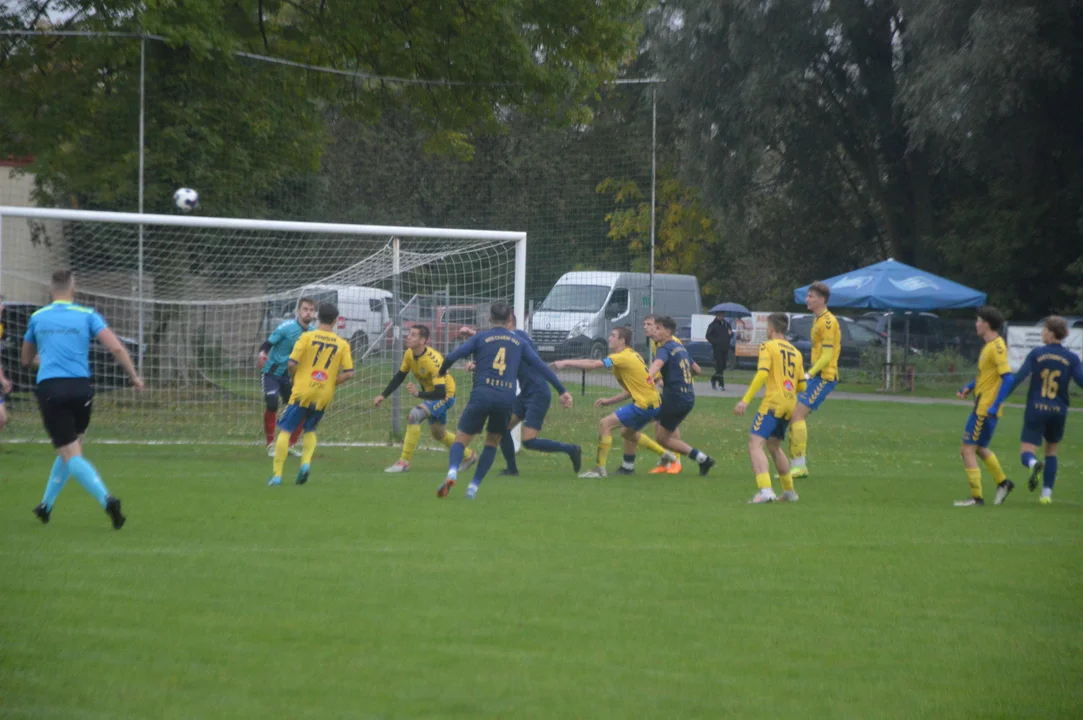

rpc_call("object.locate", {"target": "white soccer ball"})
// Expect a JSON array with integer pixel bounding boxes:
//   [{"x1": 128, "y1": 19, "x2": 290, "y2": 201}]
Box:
[{"x1": 173, "y1": 187, "x2": 199, "y2": 212}]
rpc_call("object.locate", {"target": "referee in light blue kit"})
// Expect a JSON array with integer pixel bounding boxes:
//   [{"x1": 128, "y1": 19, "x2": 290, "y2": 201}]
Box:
[{"x1": 22, "y1": 269, "x2": 144, "y2": 529}]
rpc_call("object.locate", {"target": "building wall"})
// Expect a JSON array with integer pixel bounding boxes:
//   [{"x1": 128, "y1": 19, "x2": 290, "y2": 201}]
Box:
[{"x1": 0, "y1": 165, "x2": 66, "y2": 303}]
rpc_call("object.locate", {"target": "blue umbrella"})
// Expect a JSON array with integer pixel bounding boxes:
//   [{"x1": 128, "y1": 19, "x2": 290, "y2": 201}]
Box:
[
  {"x1": 708, "y1": 302, "x2": 751, "y2": 315},
  {"x1": 793, "y1": 258, "x2": 986, "y2": 310}
]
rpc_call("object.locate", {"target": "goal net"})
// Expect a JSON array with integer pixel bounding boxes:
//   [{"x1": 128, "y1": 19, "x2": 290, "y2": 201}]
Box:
[{"x1": 0, "y1": 207, "x2": 525, "y2": 446}]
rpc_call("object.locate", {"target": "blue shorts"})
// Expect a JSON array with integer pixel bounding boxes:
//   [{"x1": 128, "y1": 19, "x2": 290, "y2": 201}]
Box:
[
  {"x1": 458, "y1": 401, "x2": 513, "y2": 436},
  {"x1": 798, "y1": 376, "x2": 837, "y2": 411},
  {"x1": 422, "y1": 395, "x2": 456, "y2": 425},
  {"x1": 1021, "y1": 412, "x2": 1067, "y2": 446},
  {"x1": 615, "y1": 403, "x2": 660, "y2": 431},
  {"x1": 514, "y1": 390, "x2": 551, "y2": 431},
  {"x1": 962, "y1": 412, "x2": 998, "y2": 447},
  {"x1": 751, "y1": 410, "x2": 789, "y2": 440},
  {"x1": 657, "y1": 394, "x2": 694, "y2": 432},
  {"x1": 261, "y1": 373, "x2": 293, "y2": 410},
  {"x1": 277, "y1": 402, "x2": 324, "y2": 433}
]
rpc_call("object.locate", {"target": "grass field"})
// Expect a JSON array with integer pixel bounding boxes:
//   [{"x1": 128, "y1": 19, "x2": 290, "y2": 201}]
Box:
[{"x1": 2, "y1": 398, "x2": 1082, "y2": 718}]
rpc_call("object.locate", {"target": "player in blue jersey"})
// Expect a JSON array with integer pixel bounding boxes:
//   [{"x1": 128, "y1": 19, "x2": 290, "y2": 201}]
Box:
[
  {"x1": 435, "y1": 302, "x2": 573, "y2": 499},
  {"x1": 646, "y1": 316, "x2": 716, "y2": 476},
  {"x1": 1004, "y1": 316, "x2": 1083, "y2": 505},
  {"x1": 0, "y1": 294, "x2": 11, "y2": 433},
  {"x1": 258, "y1": 297, "x2": 316, "y2": 456},
  {"x1": 461, "y1": 315, "x2": 582, "y2": 476},
  {"x1": 22, "y1": 270, "x2": 144, "y2": 529}
]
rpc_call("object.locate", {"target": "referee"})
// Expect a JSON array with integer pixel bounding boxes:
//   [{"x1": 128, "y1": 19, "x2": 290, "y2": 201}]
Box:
[{"x1": 22, "y1": 269, "x2": 144, "y2": 529}]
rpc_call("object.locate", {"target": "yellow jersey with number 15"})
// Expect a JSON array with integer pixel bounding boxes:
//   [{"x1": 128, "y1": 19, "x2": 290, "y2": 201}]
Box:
[
  {"x1": 604, "y1": 347, "x2": 660, "y2": 409},
  {"x1": 288, "y1": 329, "x2": 354, "y2": 411},
  {"x1": 757, "y1": 338, "x2": 806, "y2": 419},
  {"x1": 974, "y1": 336, "x2": 1010, "y2": 415}
]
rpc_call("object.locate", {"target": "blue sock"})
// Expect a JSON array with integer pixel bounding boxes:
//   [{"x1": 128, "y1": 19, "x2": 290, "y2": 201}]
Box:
[
  {"x1": 499, "y1": 432, "x2": 518, "y2": 472},
  {"x1": 448, "y1": 442, "x2": 465, "y2": 477},
  {"x1": 66, "y1": 456, "x2": 110, "y2": 508},
  {"x1": 472, "y1": 445, "x2": 498, "y2": 486},
  {"x1": 1043, "y1": 456, "x2": 1058, "y2": 490},
  {"x1": 523, "y1": 437, "x2": 576, "y2": 455},
  {"x1": 41, "y1": 457, "x2": 69, "y2": 511},
  {"x1": 1021, "y1": 451, "x2": 1037, "y2": 469}
]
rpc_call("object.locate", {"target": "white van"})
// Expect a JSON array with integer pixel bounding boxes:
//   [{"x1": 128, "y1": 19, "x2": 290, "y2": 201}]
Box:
[
  {"x1": 265, "y1": 284, "x2": 392, "y2": 357},
  {"x1": 530, "y1": 271, "x2": 702, "y2": 359}
]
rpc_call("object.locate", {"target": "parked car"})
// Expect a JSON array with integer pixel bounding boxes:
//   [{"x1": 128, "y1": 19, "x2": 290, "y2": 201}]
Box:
[
  {"x1": 398, "y1": 303, "x2": 483, "y2": 353},
  {"x1": 264, "y1": 284, "x2": 393, "y2": 358},
  {"x1": 781, "y1": 314, "x2": 887, "y2": 369},
  {"x1": 854, "y1": 311, "x2": 982, "y2": 359},
  {"x1": 0, "y1": 302, "x2": 141, "y2": 391},
  {"x1": 530, "y1": 271, "x2": 702, "y2": 359}
]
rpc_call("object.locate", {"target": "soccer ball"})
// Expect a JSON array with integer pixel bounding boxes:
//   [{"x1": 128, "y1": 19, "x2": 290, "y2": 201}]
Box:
[{"x1": 173, "y1": 187, "x2": 199, "y2": 212}]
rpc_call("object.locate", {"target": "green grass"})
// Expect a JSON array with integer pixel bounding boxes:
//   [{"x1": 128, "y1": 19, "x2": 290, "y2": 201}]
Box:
[{"x1": 2, "y1": 399, "x2": 1082, "y2": 718}]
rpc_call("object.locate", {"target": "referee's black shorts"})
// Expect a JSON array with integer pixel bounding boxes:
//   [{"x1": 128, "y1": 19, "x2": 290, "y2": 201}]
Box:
[{"x1": 36, "y1": 378, "x2": 94, "y2": 448}]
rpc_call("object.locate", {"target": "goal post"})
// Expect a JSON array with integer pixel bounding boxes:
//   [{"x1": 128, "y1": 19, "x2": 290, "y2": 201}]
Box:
[{"x1": 0, "y1": 206, "x2": 526, "y2": 447}]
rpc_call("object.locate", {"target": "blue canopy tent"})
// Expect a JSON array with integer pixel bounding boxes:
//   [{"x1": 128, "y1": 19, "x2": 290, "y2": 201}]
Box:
[{"x1": 794, "y1": 259, "x2": 986, "y2": 389}]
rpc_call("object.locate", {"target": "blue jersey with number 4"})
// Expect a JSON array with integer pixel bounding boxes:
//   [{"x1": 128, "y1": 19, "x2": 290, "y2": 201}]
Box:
[
  {"x1": 443, "y1": 327, "x2": 566, "y2": 406},
  {"x1": 1012, "y1": 343, "x2": 1083, "y2": 417}
]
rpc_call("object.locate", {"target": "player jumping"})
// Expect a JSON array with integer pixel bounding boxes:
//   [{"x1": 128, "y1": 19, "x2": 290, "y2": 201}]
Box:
[
  {"x1": 1004, "y1": 315, "x2": 1083, "y2": 505},
  {"x1": 258, "y1": 297, "x2": 315, "y2": 456},
  {"x1": 556, "y1": 326, "x2": 678, "y2": 477},
  {"x1": 734, "y1": 313, "x2": 806, "y2": 504},
  {"x1": 374, "y1": 325, "x2": 476, "y2": 473},
  {"x1": 955, "y1": 306, "x2": 1014, "y2": 507},
  {"x1": 268, "y1": 301, "x2": 354, "y2": 486},
  {"x1": 788, "y1": 281, "x2": 841, "y2": 478},
  {"x1": 435, "y1": 302, "x2": 572, "y2": 499},
  {"x1": 646, "y1": 316, "x2": 716, "y2": 476}
]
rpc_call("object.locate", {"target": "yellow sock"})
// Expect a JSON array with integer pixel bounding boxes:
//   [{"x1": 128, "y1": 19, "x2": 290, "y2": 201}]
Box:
[
  {"x1": 301, "y1": 432, "x2": 317, "y2": 465},
  {"x1": 789, "y1": 420, "x2": 808, "y2": 460},
  {"x1": 637, "y1": 434, "x2": 667, "y2": 457},
  {"x1": 437, "y1": 430, "x2": 455, "y2": 449},
  {"x1": 982, "y1": 453, "x2": 1007, "y2": 484},
  {"x1": 596, "y1": 435, "x2": 613, "y2": 468},
  {"x1": 755, "y1": 472, "x2": 773, "y2": 491},
  {"x1": 780, "y1": 472, "x2": 794, "y2": 492},
  {"x1": 966, "y1": 467, "x2": 983, "y2": 499},
  {"x1": 273, "y1": 430, "x2": 290, "y2": 477},
  {"x1": 401, "y1": 424, "x2": 422, "y2": 462}
]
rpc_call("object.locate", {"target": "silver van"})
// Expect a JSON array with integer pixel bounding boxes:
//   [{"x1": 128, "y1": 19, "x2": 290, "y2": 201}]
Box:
[{"x1": 529, "y1": 271, "x2": 702, "y2": 359}]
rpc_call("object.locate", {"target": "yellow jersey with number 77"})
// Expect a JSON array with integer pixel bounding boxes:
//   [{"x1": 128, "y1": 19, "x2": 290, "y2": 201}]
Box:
[{"x1": 288, "y1": 329, "x2": 354, "y2": 411}]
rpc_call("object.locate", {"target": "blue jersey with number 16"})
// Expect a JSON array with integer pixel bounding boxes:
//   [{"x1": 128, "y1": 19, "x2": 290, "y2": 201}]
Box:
[{"x1": 1012, "y1": 343, "x2": 1083, "y2": 417}]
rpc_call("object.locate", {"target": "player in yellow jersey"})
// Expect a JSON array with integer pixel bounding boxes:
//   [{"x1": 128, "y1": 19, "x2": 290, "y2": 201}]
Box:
[
  {"x1": 373, "y1": 325, "x2": 476, "y2": 473},
  {"x1": 954, "y1": 306, "x2": 1014, "y2": 507},
  {"x1": 555, "y1": 326, "x2": 677, "y2": 477},
  {"x1": 0, "y1": 294, "x2": 11, "y2": 433},
  {"x1": 788, "y1": 282, "x2": 840, "y2": 478},
  {"x1": 268, "y1": 302, "x2": 354, "y2": 487},
  {"x1": 735, "y1": 313, "x2": 807, "y2": 503}
]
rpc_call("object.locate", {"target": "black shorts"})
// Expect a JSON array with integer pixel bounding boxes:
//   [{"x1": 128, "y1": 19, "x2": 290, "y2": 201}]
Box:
[
  {"x1": 657, "y1": 394, "x2": 695, "y2": 432},
  {"x1": 261, "y1": 373, "x2": 293, "y2": 410},
  {"x1": 36, "y1": 378, "x2": 94, "y2": 448}
]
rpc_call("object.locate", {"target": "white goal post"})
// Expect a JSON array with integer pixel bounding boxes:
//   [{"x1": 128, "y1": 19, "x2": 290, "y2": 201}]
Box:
[{"x1": 0, "y1": 206, "x2": 526, "y2": 447}]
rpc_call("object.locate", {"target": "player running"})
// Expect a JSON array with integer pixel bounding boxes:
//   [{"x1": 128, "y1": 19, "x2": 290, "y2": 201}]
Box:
[
  {"x1": 268, "y1": 302, "x2": 354, "y2": 486},
  {"x1": 556, "y1": 326, "x2": 678, "y2": 477},
  {"x1": 644, "y1": 313, "x2": 687, "y2": 473},
  {"x1": 646, "y1": 316, "x2": 716, "y2": 476},
  {"x1": 788, "y1": 281, "x2": 841, "y2": 478},
  {"x1": 258, "y1": 297, "x2": 315, "y2": 456},
  {"x1": 734, "y1": 313, "x2": 806, "y2": 504},
  {"x1": 461, "y1": 317, "x2": 582, "y2": 476},
  {"x1": 955, "y1": 306, "x2": 1014, "y2": 507},
  {"x1": 0, "y1": 294, "x2": 11, "y2": 434},
  {"x1": 435, "y1": 302, "x2": 572, "y2": 499},
  {"x1": 374, "y1": 325, "x2": 476, "y2": 473},
  {"x1": 24, "y1": 270, "x2": 144, "y2": 528},
  {"x1": 1004, "y1": 316, "x2": 1083, "y2": 505}
]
